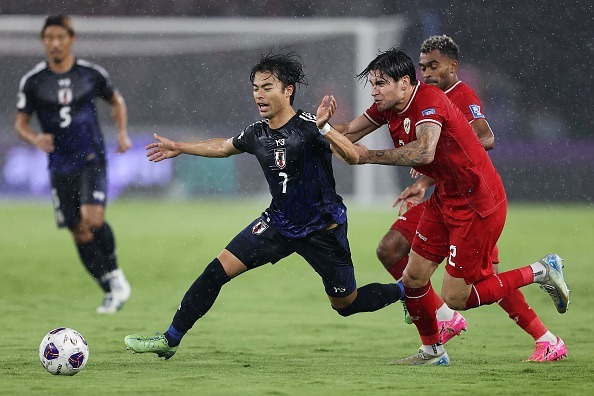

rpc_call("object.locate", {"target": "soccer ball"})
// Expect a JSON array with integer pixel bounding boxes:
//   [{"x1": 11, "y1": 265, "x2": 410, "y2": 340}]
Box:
[{"x1": 39, "y1": 328, "x2": 89, "y2": 376}]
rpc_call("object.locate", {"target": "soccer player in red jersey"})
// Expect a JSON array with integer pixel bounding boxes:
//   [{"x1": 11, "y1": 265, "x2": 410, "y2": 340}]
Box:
[
  {"x1": 375, "y1": 35, "x2": 566, "y2": 362},
  {"x1": 319, "y1": 48, "x2": 570, "y2": 365}
]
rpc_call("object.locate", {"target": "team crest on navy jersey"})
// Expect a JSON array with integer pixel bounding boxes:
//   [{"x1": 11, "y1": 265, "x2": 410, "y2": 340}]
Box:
[
  {"x1": 252, "y1": 219, "x2": 269, "y2": 235},
  {"x1": 274, "y1": 148, "x2": 287, "y2": 169},
  {"x1": 404, "y1": 118, "x2": 411, "y2": 134}
]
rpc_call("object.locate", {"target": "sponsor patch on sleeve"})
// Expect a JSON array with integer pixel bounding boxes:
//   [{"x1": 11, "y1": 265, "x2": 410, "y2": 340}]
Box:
[
  {"x1": 469, "y1": 104, "x2": 485, "y2": 119},
  {"x1": 421, "y1": 108, "x2": 436, "y2": 116}
]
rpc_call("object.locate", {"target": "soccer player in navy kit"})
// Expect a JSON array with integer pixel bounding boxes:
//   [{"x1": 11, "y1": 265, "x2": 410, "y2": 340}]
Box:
[
  {"x1": 124, "y1": 52, "x2": 404, "y2": 359},
  {"x1": 15, "y1": 15, "x2": 131, "y2": 314}
]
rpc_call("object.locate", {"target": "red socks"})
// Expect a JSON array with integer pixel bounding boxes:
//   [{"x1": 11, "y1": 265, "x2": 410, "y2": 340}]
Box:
[
  {"x1": 498, "y1": 289, "x2": 547, "y2": 340},
  {"x1": 465, "y1": 266, "x2": 534, "y2": 309},
  {"x1": 387, "y1": 257, "x2": 409, "y2": 281},
  {"x1": 404, "y1": 281, "x2": 440, "y2": 345}
]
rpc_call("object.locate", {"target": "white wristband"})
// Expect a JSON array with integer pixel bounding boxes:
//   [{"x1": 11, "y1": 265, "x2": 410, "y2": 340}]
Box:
[{"x1": 318, "y1": 123, "x2": 331, "y2": 135}]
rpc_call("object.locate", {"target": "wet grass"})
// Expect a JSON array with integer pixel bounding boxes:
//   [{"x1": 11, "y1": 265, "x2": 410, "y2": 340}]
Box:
[{"x1": 0, "y1": 199, "x2": 592, "y2": 395}]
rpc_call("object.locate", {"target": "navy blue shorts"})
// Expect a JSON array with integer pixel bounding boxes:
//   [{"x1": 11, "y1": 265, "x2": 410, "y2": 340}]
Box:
[
  {"x1": 50, "y1": 162, "x2": 107, "y2": 229},
  {"x1": 225, "y1": 215, "x2": 356, "y2": 297}
]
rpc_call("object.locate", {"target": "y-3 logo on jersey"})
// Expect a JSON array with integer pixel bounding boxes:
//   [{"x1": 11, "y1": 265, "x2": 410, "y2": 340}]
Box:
[{"x1": 274, "y1": 148, "x2": 287, "y2": 169}]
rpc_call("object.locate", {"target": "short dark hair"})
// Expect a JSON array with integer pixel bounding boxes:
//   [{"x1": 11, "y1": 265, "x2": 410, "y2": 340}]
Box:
[
  {"x1": 40, "y1": 15, "x2": 75, "y2": 38},
  {"x1": 250, "y1": 51, "x2": 308, "y2": 105},
  {"x1": 420, "y1": 35, "x2": 459, "y2": 60},
  {"x1": 356, "y1": 47, "x2": 417, "y2": 85}
]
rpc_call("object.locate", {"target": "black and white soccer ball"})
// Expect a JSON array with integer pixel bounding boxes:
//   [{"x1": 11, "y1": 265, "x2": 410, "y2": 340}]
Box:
[{"x1": 39, "y1": 327, "x2": 89, "y2": 375}]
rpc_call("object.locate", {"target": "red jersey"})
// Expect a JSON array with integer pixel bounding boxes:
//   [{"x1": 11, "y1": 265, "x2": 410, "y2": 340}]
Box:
[
  {"x1": 365, "y1": 82, "x2": 505, "y2": 217},
  {"x1": 444, "y1": 80, "x2": 486, "y2": 124}
]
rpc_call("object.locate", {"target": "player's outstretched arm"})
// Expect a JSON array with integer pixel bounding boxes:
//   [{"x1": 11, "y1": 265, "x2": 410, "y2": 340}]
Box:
[
  {"x1": 316, "y1": 95, "x2": 377, "y2": 143},
  {"x1": 316, "y1": 96, "x2": 360, "y2": 164},
  {"x1": 146, "y1": 133, "x2": 241, "y2": 162},
  {"x1": 358, "y1": 122, "x2": 441, "y2": 166}
]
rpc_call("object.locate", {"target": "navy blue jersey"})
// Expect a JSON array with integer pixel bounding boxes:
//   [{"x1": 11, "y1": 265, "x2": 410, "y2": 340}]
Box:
[
  {"x1": 16, "y1": 59, "x2": 115, "y2": 173},
  {"x1": 232, "y1": 110, "x2": 347, "y2": 238}
]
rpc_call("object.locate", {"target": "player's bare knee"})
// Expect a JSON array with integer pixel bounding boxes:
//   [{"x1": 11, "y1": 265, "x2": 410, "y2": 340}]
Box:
[
  {"x1": 376, "y1": 232, "x2": 410, "y2": 269},
  {"x1": 442, "y1": 293, "x2": 467, "y2": 311},
  {"x1": 85, "y1": 217, "x2": 105, "y2": 230},
  {"x1": 333, "y1": 299, "x2": 355, "y2": 317},
  {"x1": 70, "y1": 227, "x2": 93, "y2": 244},
  {"x1": 376, "y1": 241, "x2": 394, "y2": 268},
  {"x1": 329, "y1": 292, "x2": 356, "y2": 315},
  {"x1": 402, "y1": 269, "x2": 428, "y2": 289}
]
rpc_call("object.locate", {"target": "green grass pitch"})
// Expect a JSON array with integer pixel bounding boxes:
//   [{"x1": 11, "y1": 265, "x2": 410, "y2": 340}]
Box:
[{"x1": 1, "y1": 199, "x2": 592, "y2": 395}]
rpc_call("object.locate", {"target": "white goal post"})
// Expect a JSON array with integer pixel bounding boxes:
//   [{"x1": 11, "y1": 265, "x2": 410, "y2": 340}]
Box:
[{"x1": 0, "y1": 15, "x2": 408, "y2": 205}]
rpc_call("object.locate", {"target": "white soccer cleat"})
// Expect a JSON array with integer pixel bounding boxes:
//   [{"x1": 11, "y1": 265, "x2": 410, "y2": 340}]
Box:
[
  {"x1": 390, "y1": 348, "x2": 450, "y2": 366},
  {"x1": 96, "y1": 269, "x2": 131, "y2": 314},
  {"x1": 538, "y1": 254, "x2": 570, "y2": 314}
]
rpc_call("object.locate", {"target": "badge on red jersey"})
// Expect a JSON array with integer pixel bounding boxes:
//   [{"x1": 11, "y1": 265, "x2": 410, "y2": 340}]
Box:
[
  {"x1": 404, "y1": 118, "x2": 411, "y2": 134},
  {"x1": 469, "y1": 104, "x2": 485, "y2": 119},
  {"x1": 421, "y1": 108, "x2": 436, "y2": 116}
]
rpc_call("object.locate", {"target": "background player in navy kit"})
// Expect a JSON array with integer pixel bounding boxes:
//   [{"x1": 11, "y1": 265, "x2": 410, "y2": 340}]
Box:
[
  {"x1": 124, "y1": 52, "x2": 404, "y2": 359},
  {"x1": 14, "y1": 15, "x2": 131, "y2": 314}
]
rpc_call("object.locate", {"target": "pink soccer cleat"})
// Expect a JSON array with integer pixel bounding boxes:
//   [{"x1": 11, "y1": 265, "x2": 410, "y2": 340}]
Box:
[
  {"x1": 438, "y1": 311, "x2": 467, "y2": 345},
  {"x1": 526, "y1": 337, "x2": 568, "y2": 362}
]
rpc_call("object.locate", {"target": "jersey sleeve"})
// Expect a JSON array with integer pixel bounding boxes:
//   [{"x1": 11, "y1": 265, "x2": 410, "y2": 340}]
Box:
[
  {"x1": 232, "y1": 125, "x2": 253, "y2": 154},
  {"x1": 16, "y1": 77, "x2": 35, "y2": 115},
  {"x1": 300, "y1": 111, "x2": 331, "y2": 152},
  {"x1": 414, "y1": 89, "x2": 448, "y2": 129},
  {"x1": 454, "y1": 88, "x2": 486, "y2": 123},
  {"x1": 95, "y1": 69, "x2": 115, "y2": 101},
  {"x1": 464, "y1": 101, "x2": 485, "y2": 123},
  {"x1": 364, "y1": 102, "x2": 388, "y2": 127}
]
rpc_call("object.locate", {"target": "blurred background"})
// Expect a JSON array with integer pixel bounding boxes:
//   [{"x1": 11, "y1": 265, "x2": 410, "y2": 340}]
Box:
[{"x1": 0, "y1": 0, "x2": 592, "y2": 204}]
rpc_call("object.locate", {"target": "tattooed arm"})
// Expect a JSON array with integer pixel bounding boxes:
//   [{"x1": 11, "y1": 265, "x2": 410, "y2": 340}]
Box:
[{"x1": 356, "y1": 122, "x2": 441, "y2": 166}]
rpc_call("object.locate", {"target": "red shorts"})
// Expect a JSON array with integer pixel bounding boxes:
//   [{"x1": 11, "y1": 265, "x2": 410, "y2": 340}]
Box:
[
  {"x1": 391, "y1": 201, "x2": 426, "y2": 243},
  {"x1": 392, "y1": 200, "x2": 501, "y2": 266},
  {"x1": 411, "y1": 196, "x2": 507, "y2": 284}
]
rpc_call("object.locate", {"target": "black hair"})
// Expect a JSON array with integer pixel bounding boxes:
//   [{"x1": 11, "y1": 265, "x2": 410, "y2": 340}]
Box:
[
  {"x1": 420, "y1": 35, "x2": 459, "y2": 60},
  {"x1": 250, "y1": 51, "x2": 308, "y2": 105},
  {"x1": 356, "y1": 47, "x2": 417, "y2": 85},
  {"x1": 41, "y1": 15, "x2": 75, "y2": 38}
]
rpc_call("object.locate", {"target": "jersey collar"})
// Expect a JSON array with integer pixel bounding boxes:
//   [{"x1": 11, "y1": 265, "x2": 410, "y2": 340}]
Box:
[
  {"x1": 444, "y1": 80, "x2": 463, "y2": 95},
  {"x1": 398, "y1": 81, "x2": 421, "y2": 114}
]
